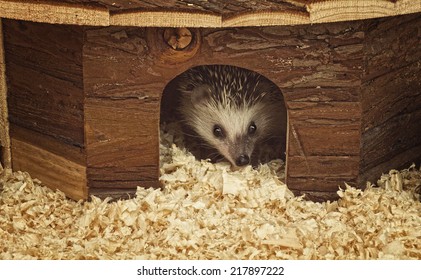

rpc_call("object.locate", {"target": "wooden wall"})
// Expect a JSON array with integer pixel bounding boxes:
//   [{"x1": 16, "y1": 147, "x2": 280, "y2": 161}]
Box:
[
  {"x1": 4, "y1": 14, "x2": 418, "y2": 201},
  {"x1": 3, "y1": 19, "x2": 367, "y2": 201},
  {"x1": 3, "y1": 20, "x2": 87, "y2": 200},
  {"x1": 360, "y1": 14, "x2": 421, "y2": 185},
  {"x1": 83, "y1": 27, "x2": 161, "y2": 198}
]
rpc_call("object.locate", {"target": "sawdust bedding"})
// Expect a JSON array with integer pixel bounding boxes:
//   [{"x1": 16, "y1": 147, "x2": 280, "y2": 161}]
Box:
[{"x1": 0, "y1": 125, "x2": 420, "y2": 260}]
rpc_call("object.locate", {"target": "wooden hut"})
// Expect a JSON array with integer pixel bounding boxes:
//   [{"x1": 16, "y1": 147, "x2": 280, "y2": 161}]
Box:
[{"x1": 0, "y1": 0, "x2": 420, "y2": 201}]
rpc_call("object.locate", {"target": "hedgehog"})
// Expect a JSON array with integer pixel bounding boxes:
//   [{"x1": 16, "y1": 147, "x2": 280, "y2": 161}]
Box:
[{"x1": 176, "y1": 65, "x2": 287, "y2": 168}]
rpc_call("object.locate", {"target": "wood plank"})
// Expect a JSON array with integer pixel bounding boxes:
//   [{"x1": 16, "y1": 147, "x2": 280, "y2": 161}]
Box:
[
  {"x1": 288, "y1": 124, "x2": 361, "y2": 157},
  {"x1": 291, "y1": 188, "x2": 340, "y2": 202},
  {"x1": 0, "y1": 19, "x2": 11, "y2": 168},
  {"x1": 1, "y1": 0, "x2": 418, "y2": 27},
  {"x1": 360, "y1": 13, "x2": 421, "y2": 185},
  {"x1": 83, "y1": 26, "x2": 166, "y2": 99},
  {"x1": 307, "y1": 0, "x2": 420, "y2": 23},
  {"x1": 83, "y1": 25, "x2": 161, "y2": 195},
  {"x1": 282, "y1": 87, "x2": 360, "y2": 103},
  {"x1": 359, "y1": 143, "x2": 421, "y2": 186},
  {"x1": 10, "y1": 125, "x2": 85, "y2": 165},
  {"x1": 286, "y1": 155, "x2": 360, "y2": 179},
  {"x1": 65, "y1": 0, "x2": 308, "y2": 18},
  {"x1": 287, "y1": 102, "x2": 361, "y2": 123},
  {"x1": 288, "y1": 175, "x2": 355, "y2": 193},
  {"x1": 88, "y1": 187, "x2": 139, "y2": 201},
  {"x1": 199, "y1": 22, "x2": 364, "y2": 89},
  {"x1": 362, "y1": 62, "x2": 421, "y2": 132},
  {"x1": 4, "y1": 20, "x2": 85, "y2": 146},
  {"x1": 3, "y1": 20, "x2": 84, "y2": 83},
  {"x1": 11, "y1": 138, "x2": 87, "y2": 200},
  {"x1": 85, "y1": 97, "x2": 160, "y2": 191},
  {"x1": 0, "y1": 0, "x2": 109, "y2": 26},
  {"x1": 119, "y1": 21, "x2": 364, "y2": 90},
  {"x1": 361, "y1": 110, "x2": 421, "y2": 173},
  {"x1": 363, "y1": 13, "x2": 421, "y2": 82}
]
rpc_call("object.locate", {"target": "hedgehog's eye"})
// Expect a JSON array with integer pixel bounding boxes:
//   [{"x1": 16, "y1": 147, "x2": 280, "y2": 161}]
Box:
[
  {"x1": 213, "y1": 125, "x2": 225, "y2": 139},
  {"x1": 248, "y1": 122, "x2": 257, "y2": 135}
]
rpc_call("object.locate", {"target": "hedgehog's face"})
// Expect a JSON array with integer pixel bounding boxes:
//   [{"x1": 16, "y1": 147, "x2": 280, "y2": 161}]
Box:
[
  {"x1": 186, "y1": 96, "x2": 269, "y2": 168},
  {"x1": 209, "y1": 115, "x2": 260, "y2": 167}
]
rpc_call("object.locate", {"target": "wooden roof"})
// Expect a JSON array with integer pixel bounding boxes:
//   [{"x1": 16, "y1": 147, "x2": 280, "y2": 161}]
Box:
[{"x1": 0, "y1": 0, "x2": 420, "y2": 27}]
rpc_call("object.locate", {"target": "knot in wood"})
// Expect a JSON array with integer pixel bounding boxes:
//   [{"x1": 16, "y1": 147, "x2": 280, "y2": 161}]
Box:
[{"x1": 163, "y1": 28, "x2": 192, "y2": 50}]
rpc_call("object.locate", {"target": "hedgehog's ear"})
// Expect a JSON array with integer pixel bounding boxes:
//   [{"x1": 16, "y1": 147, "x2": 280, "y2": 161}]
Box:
[{"x1": 190, "y1": 84, "x2": 212, "y2": 106}]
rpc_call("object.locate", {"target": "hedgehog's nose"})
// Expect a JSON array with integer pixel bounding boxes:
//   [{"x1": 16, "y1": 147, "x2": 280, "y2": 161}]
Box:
[{"x1": 235, "y1": 154, "x2": 250, "y2": 166}]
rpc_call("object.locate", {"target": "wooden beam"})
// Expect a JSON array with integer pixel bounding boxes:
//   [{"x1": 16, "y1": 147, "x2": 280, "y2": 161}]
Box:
[
  {"x1": 0, "y1": 0, "x2": 109, "y2": 26},
  {"x1": 0, "y1": 0, "x2": 420, "y2": 28},
  {"x1": 308, "y1": 0, "x2": 421, "y2": 23}
]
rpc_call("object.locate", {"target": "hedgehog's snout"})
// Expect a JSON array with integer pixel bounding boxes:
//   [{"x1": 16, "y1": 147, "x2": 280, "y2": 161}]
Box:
[{"x1": 235, "y1": 154, "x2": 250, "y2": 167}]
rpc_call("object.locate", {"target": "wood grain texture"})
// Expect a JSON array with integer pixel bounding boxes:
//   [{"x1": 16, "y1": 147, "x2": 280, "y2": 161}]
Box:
[
  {"x1": 83, "y1": 27, "x2": 163, "y2": 98},
  {"x1": 288, "y1": 124, "x2": 361, "y2": 157},
  {"x1": 83, "y1": 26, "x2": 161, "y2": 194},
  {"x1": 0, "y1": 19, "x2": 11, "y2": 168},
  {"x1": 0, "y1": 0, "x2": 420, "y2": 27},
  {"x1": 84, "y1": 98, "x2": 160, "y2": 193},
  {"x1": 360, "y1": 13, "x2": 421, "y2": 184},
  {"x1": 3, "y1": 20, "x2": 85, "y2": 147},
  {"x1": 291, "y1": 189, "x2": 341, "y2": 202},
  {"x1": 11, "y1": 138, "x2": 87, "y2": 200},
  {"x1": 10, "y1": 125, "x2": 85, "y2": 165},
  {"x1": 0, "y1": 0, "x2": 109, "y2": 25},
  {"x1": 307, "y1": 0, "x2": 421, "y2": 23}
]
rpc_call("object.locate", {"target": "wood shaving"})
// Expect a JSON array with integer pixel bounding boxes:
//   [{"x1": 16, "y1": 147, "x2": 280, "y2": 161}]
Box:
[{"x1": 0, "y1": 127, "x2": 420, "y2": 259}]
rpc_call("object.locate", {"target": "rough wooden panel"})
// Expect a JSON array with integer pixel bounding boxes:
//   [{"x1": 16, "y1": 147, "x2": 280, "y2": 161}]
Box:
[
  {"x1": 282, "y1": 87, "x2": 360, "y2": 103},
  {"x1": 56, "y1": 0, "x2": 307, "y2": 14},
  {"x1": 363, "y1": 14, "x2": 420, "y2": 82},
  {"x1": 2, "y1": 0, "x2": 418, "y2": 27},
  {"x1": 306, "y1": 0, "x2": 419, "y2": 23},
  {"x1": 148, "y1": 20, "x2": 365, "y2": 85},
  {"x1": 362, "y1": 62, "x2": 420, "y2": 132},
  {"x1": 360, "y1": 13, "x2": 421, "y2": 184},
  {"x1": 287, "y1": 156, "x2": 360, "y2": 182},
  {"x1": 83, "y1": 26, "x2": 161, "y2": 197},
  {"x1": 11, "y1": 138, "x2": 87, "y2": 200},
  {"x1": 291, "y1": 189, "x2": 341, "y2": 203},
  {"x1": 198, "y1": 23, "x2": 365, "y2": 89},
  {"x1": 360, "y1": 110, "x2": 421, "y2": 184},
  {"x1": 0, "y1": 19, "x2": 11, "y2": 168},
  {"x1": 288, "y1": 124, "x2": 361, "y2": 157},
  {"x1": 83, "y1": 27, "x2": 163, "y2": 98},
  {"x1": 360, "y1": 145, "x2": 421, "y2": 185},
  {"x1": 49, "y1": 0, "x2": 310, "y2": 27},
  {"x1": 10, "y1": 125, "x2": 85, "y2": 165},
  {"x1": 0, "y1": 0, "x2": 109, "y2": 26},
  {"x1": 287, "y1": 102, "x2": 361, "y2": 122},
  {"x1": 3, "y1": 20, "x2": 85, "y2": 147},
  {"x1": 85, "y1": 98, "x2": 160, "y2": 194}
]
